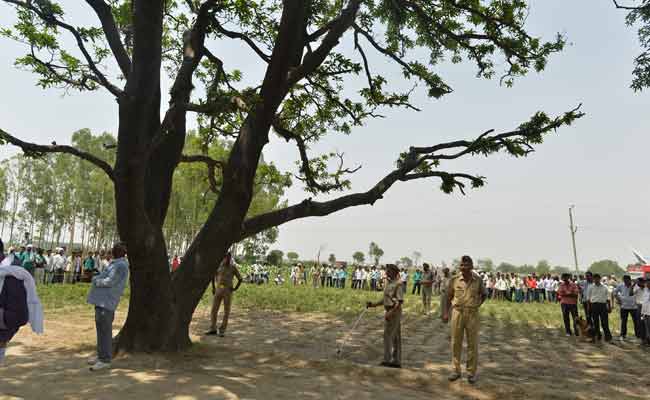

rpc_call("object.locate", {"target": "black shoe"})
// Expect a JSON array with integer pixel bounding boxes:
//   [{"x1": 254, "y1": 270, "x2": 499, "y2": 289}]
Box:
[
  {"x1": 388, "y1": 363, "x2": 401, "y2": 369},
  {"x1": 448, "y1": 372, "x2": 461, "y2": 382},
  {"x1": 380, "y1": 361, "x2": 392, "y2": 368},
  {"x1": 205, "y1": 330, "x2": 218, "y2": 336},
  {"x1": 218, "y1": 331, "x2": 225, "y2": 337}
]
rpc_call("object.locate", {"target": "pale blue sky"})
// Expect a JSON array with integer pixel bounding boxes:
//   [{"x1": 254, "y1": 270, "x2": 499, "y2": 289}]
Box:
[{"x1": 0, "y1": 1, "x2": 648, "y2": 268}]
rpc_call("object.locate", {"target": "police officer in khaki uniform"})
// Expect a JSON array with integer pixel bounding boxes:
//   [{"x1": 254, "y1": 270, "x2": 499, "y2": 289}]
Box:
[
  {"x1": 421, "y1": 263, "x2": 434, "y2": 315},
  {"x1": 206, "y1": 252, "x2": 242, "y2": 337},
  {"x1": 442, "y1": 255, "x2": 487, "y2": 384},
  {"x1": 366, "y1": 263, "x2": 403, "y2": 368}
]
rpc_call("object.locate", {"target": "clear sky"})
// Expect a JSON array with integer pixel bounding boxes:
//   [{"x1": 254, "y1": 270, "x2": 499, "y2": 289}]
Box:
[{"x1": 1, "y1": 0, "x2": 649, "y2": 269}]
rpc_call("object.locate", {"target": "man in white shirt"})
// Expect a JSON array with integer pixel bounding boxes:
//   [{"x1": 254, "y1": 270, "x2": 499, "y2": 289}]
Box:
[
  {"x1": 587, "y1": 274, "x2": 612, "y2": 343},
  {"x1": 635, "y1": 277, "x2": 647, "y2": 342},
  {"x1": 50, "y1": 248, "x2": 66, "y2": 284},
  {"x1": 613, "y1": 275, "x2": 640, "y2": 341},
  {"x1": 640, "y1": 279, "x2": 650, "y2": 346}
]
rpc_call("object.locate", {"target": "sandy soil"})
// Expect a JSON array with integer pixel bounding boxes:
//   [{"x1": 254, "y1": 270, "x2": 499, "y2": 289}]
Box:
[{"x1": 1, "y1": 303, "x2": 648, "y2": 400}]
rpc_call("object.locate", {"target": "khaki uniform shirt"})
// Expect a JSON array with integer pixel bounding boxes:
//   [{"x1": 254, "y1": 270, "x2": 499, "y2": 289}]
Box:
[
  {"x1": 383, "y1": 278, "x2": 403, "y2": 307},
  {"x1": 450, "y1": 271, "x2": 487, "y2": 309},
  {"x1": 215, "y1": 261, "x2": 241, "y2": 289}
]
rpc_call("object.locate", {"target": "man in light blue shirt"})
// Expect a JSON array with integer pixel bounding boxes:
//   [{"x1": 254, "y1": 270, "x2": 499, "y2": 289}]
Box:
[
  {"x1": 87, "y1": 243, "x2": 129, "y2": 371},
  {"x1": 613, "y1": 275, "x2": 640, "y2": 341}
]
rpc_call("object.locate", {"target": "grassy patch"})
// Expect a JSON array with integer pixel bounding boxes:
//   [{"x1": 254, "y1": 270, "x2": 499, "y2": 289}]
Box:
[{"x1": 36, "y1": 283, "x2": 624, "y2": 331}]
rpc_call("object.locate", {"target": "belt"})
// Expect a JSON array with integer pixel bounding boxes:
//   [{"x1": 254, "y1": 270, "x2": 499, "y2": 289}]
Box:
[{"x1": 453, "y1": 305, "x2": 479, "y2": 311}]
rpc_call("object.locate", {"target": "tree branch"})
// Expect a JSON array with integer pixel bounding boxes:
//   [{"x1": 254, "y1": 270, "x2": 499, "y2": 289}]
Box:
[
  {"x1": 179, "y1": 154, "x2": 223, "y2": 194},
  {"x1": 353, "y1": 23, "x2": 452, "y2": 95},
  {"x1": 272, "y1": 121, "x2": 360, "y2": 193},
  {"x1": 411, "y1": 104, "x2": 584, "y2": 160},
  {"x1": 85, "y1": 0, "x2": 131, "y2": 78},
  {"x1": 287, "y1": 0, "x2": 362, "y2": 85},
  {"x1": 612, "y1": 0, "x2": 650, "y2": 10},
  {"x1": 3, "y1": 0, "x2": 124, "y2": 97},
  {"x1": 0, "y1": 128, "x2": 115, "y2": 180},
  {"x1": 211, "y1": 19, "x2": 271, "y2": 63},
  {"x1": 240, "y1": 105, "x2": 585, "y2": 239}
]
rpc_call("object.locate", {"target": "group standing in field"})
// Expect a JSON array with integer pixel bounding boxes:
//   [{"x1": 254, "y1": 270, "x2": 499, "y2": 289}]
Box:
[{"x1": 3, "y1": 240, "x2": 650, "y2": 384}]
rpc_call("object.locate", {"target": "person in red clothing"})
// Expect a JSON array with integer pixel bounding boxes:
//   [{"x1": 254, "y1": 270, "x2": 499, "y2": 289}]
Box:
[
  {"x1": 525, "y1": 275, "x2": 537, "y2": 302},
  {"x1": 557, "y1": 273, "x2": 580, "y2": 337},
  {"x1": 171, "y1": 255, "x2": 180, "y2": 272}
]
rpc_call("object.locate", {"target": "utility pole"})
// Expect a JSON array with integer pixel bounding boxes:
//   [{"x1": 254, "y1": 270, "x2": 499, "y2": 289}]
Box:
[{"x1": 569, "y1": 205, "x2": 579, "y2": 272}]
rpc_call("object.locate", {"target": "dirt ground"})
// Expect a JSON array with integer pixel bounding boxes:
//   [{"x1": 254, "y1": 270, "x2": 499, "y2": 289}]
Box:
[{"x1": 1, "y1": 304, "x2": 648, "y2": 400}]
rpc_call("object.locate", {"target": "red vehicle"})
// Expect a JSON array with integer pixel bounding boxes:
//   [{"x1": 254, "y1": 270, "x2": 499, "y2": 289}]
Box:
[{"x1": 627, "y1": 264, "x2": 650, "y2": 280}]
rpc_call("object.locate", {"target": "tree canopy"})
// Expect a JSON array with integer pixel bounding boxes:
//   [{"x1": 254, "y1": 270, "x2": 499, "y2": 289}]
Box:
[
  {"x1": 352, "y1": 251, "x2": 365, "y2": 264},
  {"x1": 588, "y1": 259, "x2": 625, "y2": 277},
  {"x1": 0, "y1": 0, "x2": 583, "y2": 352}
]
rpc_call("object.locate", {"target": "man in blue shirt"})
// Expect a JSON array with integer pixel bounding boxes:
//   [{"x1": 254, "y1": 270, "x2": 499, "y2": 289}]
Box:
[{"x1": 87, "y1": 243, "x2": 129, "y2": 371}]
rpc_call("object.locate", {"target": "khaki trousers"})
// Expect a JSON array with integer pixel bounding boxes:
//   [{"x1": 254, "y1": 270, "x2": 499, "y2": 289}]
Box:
[
  {"x1": 383, "y1": 307, "x2": 402, "y2": 364},
  {"x1": 210, "y1": 287, "x2": 232, "y2": 332},
  {"x1": 422, "y1": 286, "x2": 432, "y2": 313},
  {"x1": 450, "y1": 307, "x2": 480, "y2": 376},
  {"x1": 440, "y1": 290, "x2": 449, "y2": 318}
]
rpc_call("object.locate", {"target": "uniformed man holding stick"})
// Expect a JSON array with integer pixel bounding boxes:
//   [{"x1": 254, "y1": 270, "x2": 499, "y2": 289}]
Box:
[
  {"x1": 366, "y1": 263, "x2": 403, "y2": 368},
  {"x1": 442, "y1": 255, "x2": 487, "y2": 384}
]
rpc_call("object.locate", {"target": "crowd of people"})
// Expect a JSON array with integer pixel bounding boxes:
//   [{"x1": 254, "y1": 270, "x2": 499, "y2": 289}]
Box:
[
  {"x1": 4, "y1": 244, "x2": 113, "y2": 285},
  {"x1": 278, "y1": 262, "x2": 650, "y2": 348}
]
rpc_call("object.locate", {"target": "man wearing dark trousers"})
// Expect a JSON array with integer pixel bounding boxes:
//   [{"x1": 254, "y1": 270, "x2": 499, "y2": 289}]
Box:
[
  {"x1": 557, "y1": 273, "x2": 580, "y2": 337},
  {"x1": 613, "y1": 275, "x2": 639, "y2": 342},
  {"x1": 587, "y1": 274, "x2": 612, "y2": 343}
]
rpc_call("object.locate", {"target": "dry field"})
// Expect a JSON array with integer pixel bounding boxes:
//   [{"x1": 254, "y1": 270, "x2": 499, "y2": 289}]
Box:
[{"x1": 1, "y1": 288, "x2": 648, "y2": 400}]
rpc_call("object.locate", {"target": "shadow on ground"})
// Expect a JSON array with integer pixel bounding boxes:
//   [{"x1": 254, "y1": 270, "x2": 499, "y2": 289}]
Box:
[{"x1": 1, "y1": 301, "x2": 647, "y2": 400}]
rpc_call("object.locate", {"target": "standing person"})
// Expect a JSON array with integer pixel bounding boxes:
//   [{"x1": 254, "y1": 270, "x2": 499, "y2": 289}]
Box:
[
  {"x1": 421, "y1": 263, "x2": 434, "y2": 315},
  {"x1": 93, "y1": 251, "x2": 103, "y2": 274},
  {"x1": 312, "y1": 264, "x2": 321, "y2": 288},
  {"x1": 579, "y1": 272, "x2": 594, "y2": 329},
  {"x1": 557, "y1": 273, "x2": 580, "y2": 337},
  {"x1": 51, "y1": 248, "x2": 66, "y2": 284},
  {"x1": 86, "y1": 243, "x2": 129, "y2": 371},
  {"x1": 400, "y1": 268, "x2": 408, "y2": 295},
  {"x1": 21, "y1": 245, "x2": 36, "y2": 277},
  {"x1": 366, "y1": 264, "x2": 403, "y2": 368},
  {"x1": 339, "y1": 266, "x2": 347, "y2": 289},
  {"x1": 587, "y1": 274, "x2": 613, "y2": 343},
  {"x1": 83, "y1": 252, "x2": 95, "y2": 282},
  {"x1": 45, "y1": 249, "x2": 54, "y2": 284},
  {"x1": 34, "y1": 248, "x2": 46, "y2": 285},
  {"x1": 0, "y1": 242, "x2": 45, "y2": 366},
  {"x1": 370, "y1": 266, "x2": 378, "y2": 291},
  {"x1": 613, "y1": 275, "x2": 640, "y2": 342},
  {"x1": 635, "y1": 277, "x2": 646, "y2": 342},
  {"x1": 442, "y1": 256, "x2": 487, "y2": 384},
  {"x1": 439, "y1": 268, "x2": 451, "y2": 320},
  {"x1": 72, "y1": 252, "x2": 82, "y2": 283},
  {"x1": 412, "y1": 267, "x2": 422, "y2": 295},
  {"x1": 320, "y1": 264, "x2": 327, "y2": 288},
  {"x1": 514, "y1": 275, "x2": 524, "y2": 303},
  {"x1": 640, "y1": 279, "x2": 650, "y2": 346},
  {"x1": 290, "y1": 264, "x2": 298, "y2": 286},
  {"x1": 206, "y1": 252, "x2": 242, "y2": 338}
]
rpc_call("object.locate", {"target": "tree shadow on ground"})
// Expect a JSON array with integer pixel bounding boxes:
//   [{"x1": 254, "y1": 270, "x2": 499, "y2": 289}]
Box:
[{"x1": 1, "y1": 301, "x2": 648, "y2": 400}]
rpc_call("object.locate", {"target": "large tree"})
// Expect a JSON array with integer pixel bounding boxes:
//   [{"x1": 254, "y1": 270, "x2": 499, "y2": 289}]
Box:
[{"x1": 0, "y1": 0, "x2": 582, "y2": 352}]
